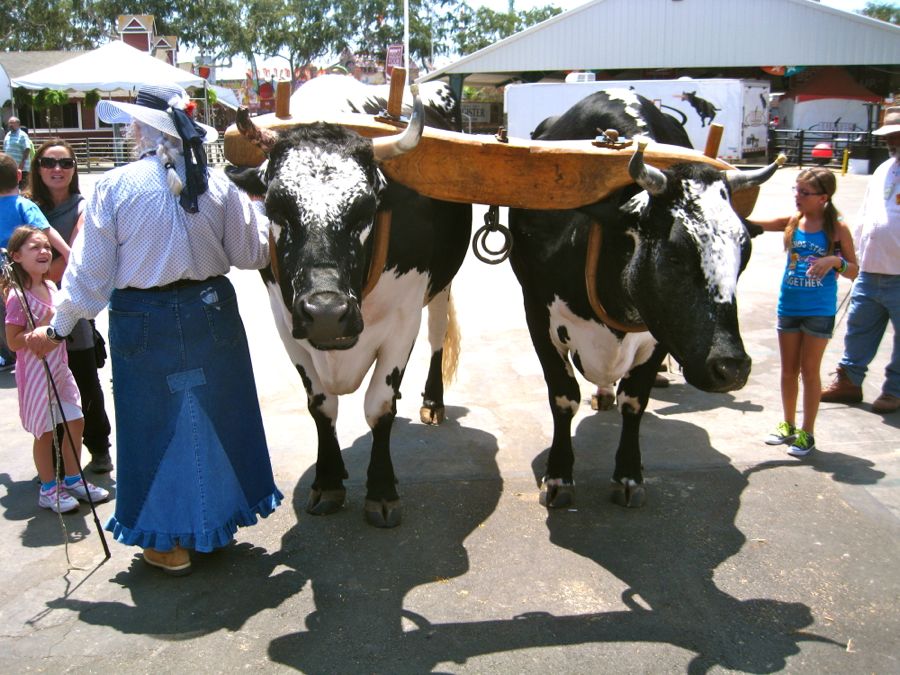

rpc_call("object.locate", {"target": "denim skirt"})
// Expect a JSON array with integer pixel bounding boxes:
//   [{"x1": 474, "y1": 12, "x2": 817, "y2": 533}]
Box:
[{"x1": 105, "y1": 276, "x2": 282, "y2": 552}]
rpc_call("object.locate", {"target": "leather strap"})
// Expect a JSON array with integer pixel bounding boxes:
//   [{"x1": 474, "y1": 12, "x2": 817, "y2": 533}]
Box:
[{"x1": 585, "y1": 220, "x2": 647, "y2": 333}]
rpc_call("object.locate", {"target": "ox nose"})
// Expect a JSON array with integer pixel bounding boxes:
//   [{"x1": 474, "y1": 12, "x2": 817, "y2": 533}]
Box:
[
  {"x1": 706, "y1": 354, "x2": 752, "y2": 392},
  {"x1": 293, "y1": 291, "x2": 360, "y2": 346}
]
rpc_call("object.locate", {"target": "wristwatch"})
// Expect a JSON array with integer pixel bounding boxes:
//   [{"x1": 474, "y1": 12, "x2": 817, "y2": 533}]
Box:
[{"x1": 46, "y1": 326, "x2": 65, "y2": 343}]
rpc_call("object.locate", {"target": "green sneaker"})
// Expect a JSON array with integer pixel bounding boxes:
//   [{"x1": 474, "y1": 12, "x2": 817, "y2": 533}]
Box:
[
  {"x1": 788, "y1": 430, "x2": 816, "y2": 457},
  {"x1": 765, "y1": 421, "x2": 797, "y2": 446}
]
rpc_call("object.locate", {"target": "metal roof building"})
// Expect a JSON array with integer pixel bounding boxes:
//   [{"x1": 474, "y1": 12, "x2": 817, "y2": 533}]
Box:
[{"x1": 420, "y1": 0, "x2": 900, "y2": 89}]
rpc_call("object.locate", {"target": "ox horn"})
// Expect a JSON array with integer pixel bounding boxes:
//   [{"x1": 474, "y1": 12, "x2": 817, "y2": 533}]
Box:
[
  {"x1": 723, "y1": 153, "x2": 787, "y2": 192},
  {"x1": 236, "y1": 106, "x2": 278, "y2": 154},
  {"x1": 628, "y1": 139, "x2": 668, "y2": 195},
  {"x1": 372, "y1": 84, "x2": 425, "y2": 161}
]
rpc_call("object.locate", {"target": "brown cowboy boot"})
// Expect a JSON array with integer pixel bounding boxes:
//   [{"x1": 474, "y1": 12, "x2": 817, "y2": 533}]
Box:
[{"x1": 821, "y1": 366, "x2": 863, "y2": 404}]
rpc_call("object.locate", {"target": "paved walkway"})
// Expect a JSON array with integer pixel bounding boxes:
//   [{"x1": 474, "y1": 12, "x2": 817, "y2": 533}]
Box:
[{"x1": 0, "y1": 166, "x2": 897, "y2": 673}]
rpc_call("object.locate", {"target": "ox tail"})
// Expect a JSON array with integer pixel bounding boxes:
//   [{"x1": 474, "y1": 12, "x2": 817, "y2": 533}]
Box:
[{"x1": 442, "y1": 290, "x2": 460, "y2": 387}]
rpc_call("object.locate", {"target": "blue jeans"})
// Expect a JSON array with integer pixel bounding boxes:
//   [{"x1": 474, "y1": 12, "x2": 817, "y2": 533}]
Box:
[{"x1": 839, "y1": 272, "x2": 900, "y2": 397}]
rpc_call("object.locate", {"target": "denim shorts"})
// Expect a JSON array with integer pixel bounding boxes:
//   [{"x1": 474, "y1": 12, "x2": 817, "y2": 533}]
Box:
[{"x1": 777, "y1": 314, "x2": 835, "y2": 339}]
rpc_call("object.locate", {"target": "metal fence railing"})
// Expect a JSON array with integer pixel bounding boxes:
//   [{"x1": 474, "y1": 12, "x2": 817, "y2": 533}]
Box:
[
  {"x1": 30, "y1": 135, "x2": 229, "y2": 172},
  {"x1": 768, "y1": 129, "x2": 889, "y2": 170}
]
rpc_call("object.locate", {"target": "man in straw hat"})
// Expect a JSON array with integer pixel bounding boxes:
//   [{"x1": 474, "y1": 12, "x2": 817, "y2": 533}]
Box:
[
  {"x1": 26, "y1": 82, "x2": 282, "y2": 575},
  {"x1": 820, "y1": 106, "x2": 900, "y2": 414}
]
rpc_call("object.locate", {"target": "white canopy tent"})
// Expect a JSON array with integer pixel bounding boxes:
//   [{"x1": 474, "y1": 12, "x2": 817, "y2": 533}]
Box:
[{"x1": 11, "y1": 40, "x2": 205, "y2": 92}]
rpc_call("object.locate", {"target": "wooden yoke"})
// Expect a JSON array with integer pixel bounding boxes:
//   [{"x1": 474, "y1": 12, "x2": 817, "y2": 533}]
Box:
[
  {"x1": 704, "y1": 123, "x2": 725, "y2": 159},
  {"x1": 275, "y1": 81, "x2": 291, "y2": 119},
  {"x1": 224, "y1": 91, "x2": 760, "y2": 217},
  {"x1": 386, "y1": 68, "x2": 406, "y2": 119}
]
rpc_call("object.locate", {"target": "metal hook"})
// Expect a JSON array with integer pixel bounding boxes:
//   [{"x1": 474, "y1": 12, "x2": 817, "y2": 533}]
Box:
[{"x1": 472, "y1": 205, "x2": 512, "y2": 265}]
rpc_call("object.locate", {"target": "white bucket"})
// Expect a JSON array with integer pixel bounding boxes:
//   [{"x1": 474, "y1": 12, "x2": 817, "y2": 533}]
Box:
[{"x1": 848, "y1": 158, "x2": 869, "y2": 175}]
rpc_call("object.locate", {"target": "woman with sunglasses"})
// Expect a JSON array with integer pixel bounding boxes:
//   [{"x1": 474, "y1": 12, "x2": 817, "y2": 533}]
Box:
[
  {"x1": 750, "y1": 167, "x2": 858, "y2": 457},
  {"x1": 26, "y1": 140, "x2": 113, "y2": 474}
]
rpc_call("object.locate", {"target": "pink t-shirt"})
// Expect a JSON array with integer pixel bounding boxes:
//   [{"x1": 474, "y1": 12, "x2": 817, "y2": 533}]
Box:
[{"x1": 5, "y1": 282, "x2": 81, "y2": 437}]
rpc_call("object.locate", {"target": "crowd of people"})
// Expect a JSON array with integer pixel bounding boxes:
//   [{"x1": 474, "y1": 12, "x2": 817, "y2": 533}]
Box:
[{"x1": 1, "y1": 90, "x2": 897, "y2": 577}]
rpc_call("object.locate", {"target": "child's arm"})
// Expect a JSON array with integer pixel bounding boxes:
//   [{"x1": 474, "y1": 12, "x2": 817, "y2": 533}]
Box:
[
  {"x1": 6, "y1": 321, "x2": 26, "y2": 352},
  {"x1": 836, "y1": 220, "x2": 859, "y2": 281},
  {"x1": 746, "y1": 216, "x2": 790, "y2": 232},
  {"x1": 4, "y1": 294, "x2": 28, "y2": 351}
]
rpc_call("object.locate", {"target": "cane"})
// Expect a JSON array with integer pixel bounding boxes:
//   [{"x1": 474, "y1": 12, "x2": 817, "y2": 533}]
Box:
[{"x1": 0, "y1": 248, "x2": 111, "y2": 560}]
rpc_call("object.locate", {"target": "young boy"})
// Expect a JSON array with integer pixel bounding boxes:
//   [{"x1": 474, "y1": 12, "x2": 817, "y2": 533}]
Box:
[{"x1": 0, "y1": 152, "x2": 70, "y2": 370}]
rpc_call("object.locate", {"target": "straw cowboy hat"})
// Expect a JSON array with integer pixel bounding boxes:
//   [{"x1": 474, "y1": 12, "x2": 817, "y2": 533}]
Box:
[
  {"x1": 872, "y1": 106, "x2": 900, "y2": 136},
  {"x1": 97, "y1": 82, "x2": 218, "y2": 143}
]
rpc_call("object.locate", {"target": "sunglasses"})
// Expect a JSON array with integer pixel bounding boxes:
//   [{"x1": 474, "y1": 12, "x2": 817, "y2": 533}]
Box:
[
  {"x1": 792, "y1": 187, "x2": 824, "y2": 197},
  {"x1": 37, "y1": 157, "x2": 76, "y2": 169}
]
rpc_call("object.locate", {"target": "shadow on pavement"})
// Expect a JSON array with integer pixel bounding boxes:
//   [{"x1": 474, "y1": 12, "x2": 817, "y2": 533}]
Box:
[
  {"x1": 268, "y1": 408, "x2": 503, "y2": 672},
  {"x1": 41, "y1": 407, "x2": 502, "y2": 655},
  {"x1": 649, "y1": 382, "x2": 765, "y2": 416},
  {"x1": 36, "y1": 404, "x2": 859, "y2": 671},
  {"x1": 0, "y1": 472, "x2": 110, "y2": 548},
  {"x1": 503, "y1": 411, "x2": 842, "y2": 673}
]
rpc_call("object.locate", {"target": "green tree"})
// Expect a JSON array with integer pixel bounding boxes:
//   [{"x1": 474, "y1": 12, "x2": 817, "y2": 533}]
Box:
[
  {"x1": 0, "y1": 0, "x2": 109, "y2": 50},
  {"x1": 448, "y1": 3, "x2": 561, "y2": 55},
  {"x1": 254, "y1": 0, "x2": 347, "y2": 85},
  {"x1": 859, "y1": 2, "x2": 900, "y2": 25},
  {"x1": 346, "y1": 0, "x2": 465, "y2": 66}
]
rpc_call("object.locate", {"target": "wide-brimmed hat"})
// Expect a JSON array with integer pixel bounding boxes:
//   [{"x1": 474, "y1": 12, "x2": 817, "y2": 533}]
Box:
[
  {"x1": 872, "y1": 106, "x2": 900, "y2": 136},
  {"x1": 97, "y1": 82, "x2": 218, "y2": 143}
]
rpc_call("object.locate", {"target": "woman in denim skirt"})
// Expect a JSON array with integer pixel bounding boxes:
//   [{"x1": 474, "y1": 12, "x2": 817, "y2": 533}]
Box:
[{"x1": 27, "y1": 82, "x2": 282, "y2": 576}]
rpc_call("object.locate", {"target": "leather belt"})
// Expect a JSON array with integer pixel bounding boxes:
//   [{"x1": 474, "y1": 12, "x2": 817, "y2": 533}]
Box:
[{"x1": 129, "y1": 276, "x2": 221, "y2": 292}]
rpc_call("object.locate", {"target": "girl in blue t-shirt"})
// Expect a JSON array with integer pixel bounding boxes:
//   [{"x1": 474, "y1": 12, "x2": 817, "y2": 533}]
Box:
[{"x1": 751, "y1": 167, "x2": 857, "y2": 457}]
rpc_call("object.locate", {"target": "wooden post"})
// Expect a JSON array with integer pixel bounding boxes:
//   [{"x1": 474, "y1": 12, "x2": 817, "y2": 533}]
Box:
[
  {"x1": 275, "y1": 80, "x2": 291, "y2": 119},
  {"x1": 704, "y1": 123, "x2": 724, "y2": 158},
  {"x1": 387, "y1": 67, "x2": 407, "y2": 119}
]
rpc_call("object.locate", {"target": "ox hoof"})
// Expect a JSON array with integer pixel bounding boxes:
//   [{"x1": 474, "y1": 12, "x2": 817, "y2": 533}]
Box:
[
  {"x1": 610, "y1": 479, "x2": 645, "y2": 508},
  {"x1": 540, "y1": 479, "x2": 574, "y2": 509},
  {"x1": 364, "y1": 498, "x2": 402, "y2": 528},
  {"x1": 420, "y1": 405, "x2": 445, "y2": 425},
  {"x1": 590, "y1": 391, "x2": 615, "y2": 411},
  {"x1": 306, "y1": 487, "x2": 347, "y2": 516}
]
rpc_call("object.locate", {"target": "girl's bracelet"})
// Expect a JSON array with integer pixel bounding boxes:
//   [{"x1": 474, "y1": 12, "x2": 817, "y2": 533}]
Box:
[{"x1": 837, "y1": 257, "x2": 848, "y2": 274}]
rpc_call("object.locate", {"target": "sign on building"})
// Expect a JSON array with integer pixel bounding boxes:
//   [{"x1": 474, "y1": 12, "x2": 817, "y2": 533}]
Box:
[{"x1": 385, "y1": 44, "x2": 404, "y2": 79}]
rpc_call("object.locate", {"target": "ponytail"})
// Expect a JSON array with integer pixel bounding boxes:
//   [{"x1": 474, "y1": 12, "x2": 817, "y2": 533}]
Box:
[{"x1": 130, "y1": 121, "x2": 184, "y2": 197}]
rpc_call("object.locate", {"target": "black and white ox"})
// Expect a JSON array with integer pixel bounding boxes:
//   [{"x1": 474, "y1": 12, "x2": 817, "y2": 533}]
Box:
[
  {"x1": 228, "y1": 76, "x2": 472, "y2": 527},
  {"x1": 510, "y1": 90, "x2": 780, "y2": 508}
]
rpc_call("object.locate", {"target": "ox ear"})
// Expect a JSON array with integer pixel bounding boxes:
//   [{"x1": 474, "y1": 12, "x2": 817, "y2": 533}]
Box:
[
  {"x1": 742, "y1": 218, "x2": 765, "y2": 239},
  {"x1": 225, "y1": 163, "x2": 268, "y2": 198},
  {"x1": 577, "y1": 199, "x2": 622, "y2": 224}
]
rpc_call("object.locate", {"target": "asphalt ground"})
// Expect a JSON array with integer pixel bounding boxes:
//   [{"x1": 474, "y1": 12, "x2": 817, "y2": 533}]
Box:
[{"x1": 0, "y1": 165, "x2": 897, "y2": 673}]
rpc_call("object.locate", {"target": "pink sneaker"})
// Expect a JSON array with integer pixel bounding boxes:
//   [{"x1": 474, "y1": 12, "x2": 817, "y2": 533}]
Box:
[{"x1": 38, "y1": 484, "x2": 79, "y2": 513}]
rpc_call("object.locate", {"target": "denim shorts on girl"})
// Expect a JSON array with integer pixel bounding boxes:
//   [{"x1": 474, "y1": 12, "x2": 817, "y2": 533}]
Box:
[{"x1": 777, "y1": 314, "x2": 835, "y2": 339}]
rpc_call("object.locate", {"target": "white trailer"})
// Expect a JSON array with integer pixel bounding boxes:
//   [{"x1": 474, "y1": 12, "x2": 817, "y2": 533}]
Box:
[{"x1": 504, "y1": 78, "x2": 771, "y2": 161}]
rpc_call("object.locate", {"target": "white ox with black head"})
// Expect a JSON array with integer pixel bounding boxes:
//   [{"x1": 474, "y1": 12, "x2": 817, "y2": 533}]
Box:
[
  {"x1": 228, "y1": 79, "x2": 472, "y2": 527},
  {"x1": 509, "y1": 138, "x2": 780, "y2": 509}
]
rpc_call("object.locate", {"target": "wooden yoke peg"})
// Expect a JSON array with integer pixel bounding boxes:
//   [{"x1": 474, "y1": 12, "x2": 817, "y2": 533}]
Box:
[
  {"x1": 275, "y1": 80, "x2": 292, "y2": 120},
  {"x1": 703, "y1": 123, "x2": 724, "y2": 158},
  {"x1": 387, "y1": 67, "x2": 407, "y2": 119}
]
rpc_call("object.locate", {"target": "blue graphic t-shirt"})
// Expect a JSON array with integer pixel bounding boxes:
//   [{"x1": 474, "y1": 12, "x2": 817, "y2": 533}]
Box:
[{"x1": 777, "y1": 228, "x2": 837, "y2": 317}]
